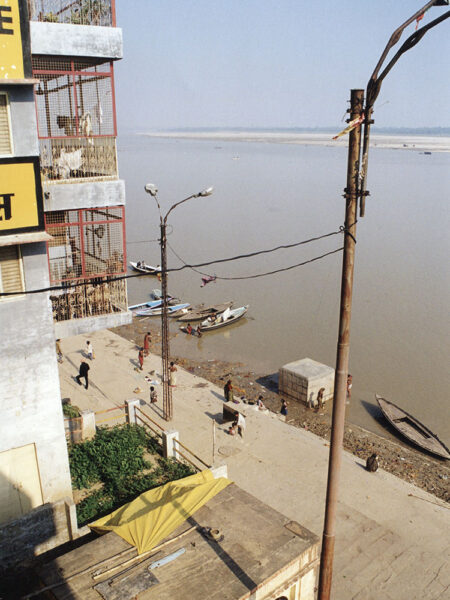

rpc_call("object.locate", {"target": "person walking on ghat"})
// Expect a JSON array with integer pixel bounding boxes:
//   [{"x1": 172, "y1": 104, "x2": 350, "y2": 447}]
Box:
[
  {"x1": 138, "y1": 348, "x2": 144, "y2": 371},
  {"x1": 150, "y1": 386, "x2": 157, "y2": 403},
  {"x1": 224, "y1": 379, "x2": 233, "y2": 403},
  {"x1": 55, "y1": 339, "x2": 63, "y2": 364},
  {"x1": 76, "y1": 360, "x2": 90, "y2": 389},
  {"x1": 280, "y1": 399, "x2": 288, "y2": 416},
  {"x1": 86, "y1": 340, "x2": 94, "y2": 360},
  {"x1": 169, "y1": 361, "x2": 177, "y2": 386},
  {"x1": 143, "y1": 331, "x2": 151, "y2": 356}
]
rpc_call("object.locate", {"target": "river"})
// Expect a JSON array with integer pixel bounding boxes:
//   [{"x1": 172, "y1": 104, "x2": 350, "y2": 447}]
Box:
[{"x1": 119, "y1": 133, "x2": 450, "y2": 444}]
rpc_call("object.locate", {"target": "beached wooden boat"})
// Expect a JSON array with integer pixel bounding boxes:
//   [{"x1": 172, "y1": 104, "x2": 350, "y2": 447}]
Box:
[
  {"x1": 130, "y1": 261, "x2": 161, "y2": 274},
  {"x1": 135, "y1": 303, "x2": 190, "y2": 317},
  {"x1": 181, "y1": 305, "x2": 249, "y2": 333},
  {"x1": 177, "y1": 301, "x2": 234, "y2": 322},
  {"x1": 376, "y1": 395, "x2": 450, "y2": 459}
]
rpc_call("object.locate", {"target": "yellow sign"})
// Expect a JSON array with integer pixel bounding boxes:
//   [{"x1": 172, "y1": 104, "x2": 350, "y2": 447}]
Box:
[
  {"x1": 0, "y1": 158, "x2": 44, "y2": 234},
  {"x1": 0, "y1": 0, "x2": 28, "y2": 80}
]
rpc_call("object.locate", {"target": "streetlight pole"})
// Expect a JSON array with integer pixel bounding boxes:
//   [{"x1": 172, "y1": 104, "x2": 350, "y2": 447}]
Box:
[
  {"x1": 318, "y1": 3, "x2": 448, "y2": 598},
  {"x1": 145, "y1": 185, "x2": 214, "y2": 421}
]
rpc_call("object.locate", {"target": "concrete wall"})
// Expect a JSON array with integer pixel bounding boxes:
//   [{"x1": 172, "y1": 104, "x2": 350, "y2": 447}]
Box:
[
  {"x1": 2, "y1": 86, "x2": 39, "y2": 156},
  {"x1": 54, "y1": 309, "x2": 132, "y2": 339},
  {"x1": 44, "y1": 179, "x2": 125, "y2": 211},
  {"x1": 0, "y1": 498, "x2": 76, "y2": 570},
  {"x1": 0, "y1": 242, "x2": 73, "y2": 506},
  {"x1": 30, "y1": 22, "x2": 123, "y2": 60}
]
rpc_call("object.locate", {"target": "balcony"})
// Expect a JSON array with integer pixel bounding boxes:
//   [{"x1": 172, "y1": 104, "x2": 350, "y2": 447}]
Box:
[
  {"x1": 28, "y1": 0, "x2": 115, "y2": 27},
  {"x1": 39, "y1": 137, "x2": 117, "y2": 183},
  {"x1": 50, "y1": 278, "x2": 127, "y2": 322}
]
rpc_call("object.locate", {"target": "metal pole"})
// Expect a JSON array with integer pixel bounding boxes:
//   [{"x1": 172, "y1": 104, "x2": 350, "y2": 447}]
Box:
[
  {"x1": 160, "y1": 219, "x2": 172, "y2": 421},
  {"x1": 317, "y1": 88, "x2": 364, "y2": 600}
]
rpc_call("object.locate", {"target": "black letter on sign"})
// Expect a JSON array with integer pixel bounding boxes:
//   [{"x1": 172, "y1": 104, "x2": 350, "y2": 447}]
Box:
[
  {"x1": 0, "y1": 6, "x2": 13, "y2": 35},
  {"x1": 0, "y1": 193, "x2": 14, "y2": 220}
]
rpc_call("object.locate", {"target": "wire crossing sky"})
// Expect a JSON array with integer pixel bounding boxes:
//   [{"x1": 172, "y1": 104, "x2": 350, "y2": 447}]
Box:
[{"x1": 115, "y1": 1, "x2": 449, "y2": 131}]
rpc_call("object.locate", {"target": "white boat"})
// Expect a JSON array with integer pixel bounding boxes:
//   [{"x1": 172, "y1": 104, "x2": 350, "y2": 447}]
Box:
[
  {"x1": 135, "y1": 303, "x2": 190, "y2": 317},
  {"x1": 130, "y1": 261, "x2": 161, "y2": 274},
  {"x1": 183, "y1": 305, "x2": 249, "y2": 332}
]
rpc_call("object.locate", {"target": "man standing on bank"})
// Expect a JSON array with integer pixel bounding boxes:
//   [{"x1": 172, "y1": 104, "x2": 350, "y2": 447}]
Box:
[
  {"x1": 76, "y1": 360, "x2": 90, "y2": 389},
  {"x1": 224, "y1": 379, "x2": 233, "y2": 403},
  {"x1": 143, "y1": 331, "x2": 151, "y2": 356}
]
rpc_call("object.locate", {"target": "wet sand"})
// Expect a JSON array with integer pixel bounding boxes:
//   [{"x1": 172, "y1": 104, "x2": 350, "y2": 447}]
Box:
[
  {"x1": 140, "y1": 130, "x2": 450, "y2": 152},
  {"x1": 112, "y1": 318, "x2": 450, "y2": 504}
]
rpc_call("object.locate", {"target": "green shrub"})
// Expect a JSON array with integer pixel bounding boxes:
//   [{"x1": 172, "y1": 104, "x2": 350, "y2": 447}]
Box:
[
  {"x1": 69, "y1": 424, "x2": 196, "y2": 527},
  {"x1": 63, "y1": 403, "x2": 81, "y2": 419}
]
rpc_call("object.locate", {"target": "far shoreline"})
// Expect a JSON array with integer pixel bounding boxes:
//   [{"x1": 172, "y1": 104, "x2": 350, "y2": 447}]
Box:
[{"x1": 137, "y1": 130, "x2": 450, "y2": 153}]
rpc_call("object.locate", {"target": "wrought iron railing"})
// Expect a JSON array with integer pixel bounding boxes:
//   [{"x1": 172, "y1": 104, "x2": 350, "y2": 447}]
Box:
[
  {"x1": 28, "y1": 0, "x2": 115, "y2": 26},
  {"x1": 50, "y1": 278, "x2": 127, "y2": 322},
  {"x1": 39, "y1": 136, "x2": 117, "y2": 183}
]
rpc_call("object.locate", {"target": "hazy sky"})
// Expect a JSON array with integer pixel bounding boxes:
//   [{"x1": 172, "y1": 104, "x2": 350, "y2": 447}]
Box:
[{"x1": 114, "y1": 1, "x2": 449, "y2": 131}]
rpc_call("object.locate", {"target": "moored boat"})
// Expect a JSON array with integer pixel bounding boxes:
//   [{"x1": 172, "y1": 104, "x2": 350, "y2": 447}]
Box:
[
  {"x1": 181, "y1": 305, "x2": 249, "y2": 333},
  {"x1": 130, "y1": 261, "x2": 161, "y2": 274},
  {"x1": 376, "y1": 395, "x2": 450, "y2": 459},
  {"x1": 177, "y1": 301, "x2": 234, "y2": 322},
  {"x1": 135, "y1": 303, "x2": 190, "y2": 317}
]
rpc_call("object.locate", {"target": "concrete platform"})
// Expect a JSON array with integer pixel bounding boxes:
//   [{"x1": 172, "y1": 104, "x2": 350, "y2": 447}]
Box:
[{"x1": 57, "y1": 329, "x2": 450, "y2": 600}]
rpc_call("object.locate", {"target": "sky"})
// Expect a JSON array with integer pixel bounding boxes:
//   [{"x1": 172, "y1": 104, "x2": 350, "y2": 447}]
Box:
[{"x1": 114, "y1": 1, "x2": 450, "y2": 131}]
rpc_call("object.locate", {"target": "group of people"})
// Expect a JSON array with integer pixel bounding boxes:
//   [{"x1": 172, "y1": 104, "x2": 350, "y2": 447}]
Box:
[{"x1": 185, "y1": 323, "x2": 202, "y2": 337}]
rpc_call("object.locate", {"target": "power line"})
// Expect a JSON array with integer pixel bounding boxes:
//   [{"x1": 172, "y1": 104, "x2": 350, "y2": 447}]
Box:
[{"x1": 0, "y1": 225, "x2": 348, "y2": 297}]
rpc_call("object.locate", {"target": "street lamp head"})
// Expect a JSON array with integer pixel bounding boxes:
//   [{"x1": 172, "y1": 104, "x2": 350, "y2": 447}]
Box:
[
  {"x1": 144, "y1": 183, "x2": 158, "y2": 197},
  {"x1": 198, "y1": 186, "x2": 214, "y2": 197}
]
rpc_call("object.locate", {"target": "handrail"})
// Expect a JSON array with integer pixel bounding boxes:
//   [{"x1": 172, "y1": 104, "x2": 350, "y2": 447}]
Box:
[
  {"x1": 95, "y1": 405, "x2": 125, "y2": 415},
  {"x1": 136, "y1": 414, "x2": 163, "y2": 439},
  {"x1": 135, "y1": 407, "x2": 165, "y2": 431},
  {"x1": 173, "y1": 448, "x2": 200, "y2": 472},
  {"x1": 173, "y1": 438, "x2": 211, "y2": 469}
]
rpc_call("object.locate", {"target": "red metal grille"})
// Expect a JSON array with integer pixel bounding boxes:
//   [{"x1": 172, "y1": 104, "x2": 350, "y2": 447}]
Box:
[
  {"x1": 33, "y1": 59, "x2": 116, "y2": 138},
  {"x1": 45, "y1": 207, "x2": 126, "y2": 283},
  {"x1": 33, "y1": 58, "x2": 117, "y2": 182},
  {"x1": 28, "y1": 1, "x2": 115, "y2": 27},
  {"x1": 46, "y1": 207, "x2": 127, "y2": 322}
]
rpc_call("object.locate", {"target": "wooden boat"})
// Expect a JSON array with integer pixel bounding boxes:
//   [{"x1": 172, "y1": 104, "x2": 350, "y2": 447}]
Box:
[
  {"x1": 376, "y1": 395, "x2": 450, "y2": 459},
  {"x1": 177, "y1": 301, "x2": 233, "y2": 322},
  {"x1": 130, "y1": 261, "x2": 161, "y2": 274},
  {"x1": 129, "y1": 299, "x2": 163, "y2": 310},
  {"x1": 181, "y1": 305, "x2": 249, "y2": 333},
  {"x1": 134, "y1": 303, "x2": 190, "y2": 317}
]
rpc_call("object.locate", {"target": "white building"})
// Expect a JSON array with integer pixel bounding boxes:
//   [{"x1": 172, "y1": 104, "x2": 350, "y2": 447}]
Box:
[{"x1": 0, "y1": 0, "x2": 130, "y2": 567}]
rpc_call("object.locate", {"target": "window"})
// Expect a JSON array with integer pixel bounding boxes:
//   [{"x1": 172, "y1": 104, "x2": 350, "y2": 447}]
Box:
[
  {"x1": 0, "y1": 245, "x2": 25, "y2": 299},
  {"x1": 0, "y1": 93, "x2": 13, "y2": 156}
]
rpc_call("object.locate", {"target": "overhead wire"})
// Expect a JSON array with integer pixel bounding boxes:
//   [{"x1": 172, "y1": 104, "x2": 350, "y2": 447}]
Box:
[{"x1": 0, "y1": 224, "x2": 351, "y2": 297}]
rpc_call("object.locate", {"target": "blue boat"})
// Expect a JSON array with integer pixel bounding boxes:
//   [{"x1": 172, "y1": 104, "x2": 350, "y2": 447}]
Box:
[{"x1": 134, "y1": 303, "x2": 190, "y2": 317}]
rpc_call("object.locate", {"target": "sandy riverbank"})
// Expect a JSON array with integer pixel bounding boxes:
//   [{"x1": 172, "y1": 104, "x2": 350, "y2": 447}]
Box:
[
  {"x1": 112, "y1": 319, "x2": 450, "y2": 504},
  {"x1": 139, "y1": 130, "x2": 450, "y2": 153}
]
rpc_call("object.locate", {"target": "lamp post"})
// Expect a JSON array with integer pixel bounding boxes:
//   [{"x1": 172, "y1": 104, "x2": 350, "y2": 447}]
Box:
[
  {"x1": 317, "y1": 3, "x2": 449, "y2": 599},
  {"x1": 144, "y1": 184, "x2": 214, "y2": 421}
]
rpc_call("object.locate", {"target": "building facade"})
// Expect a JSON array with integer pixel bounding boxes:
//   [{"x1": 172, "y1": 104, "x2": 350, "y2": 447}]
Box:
[{"x1": 0, "y1": 0, "x2": 129, "y2": 565}]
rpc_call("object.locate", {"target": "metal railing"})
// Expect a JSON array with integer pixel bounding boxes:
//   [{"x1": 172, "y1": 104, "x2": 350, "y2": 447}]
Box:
[
  {"x1": 95, "y1": 404, "x2": 125, "y2": 425},
  {"x1": 135, "y1": 407, "x2": 165, "y2": 441},
  {"x1": 173, "y1": 438, "x2": 211, "y2": 472},
  {"x1": 50, "y1": 278, "x2": 128, "y2": 322},
  {"x1": 28, "y1": 0, "x2": 115, "y2": 26},
  {"x1": 39, "y1": 136, "x2": 118, "y2": 183}
]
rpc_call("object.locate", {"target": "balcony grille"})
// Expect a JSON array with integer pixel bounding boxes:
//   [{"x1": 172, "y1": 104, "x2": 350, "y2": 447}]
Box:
[
  {"x1": 46, "y1": 207, "x2": 127, "y2": 322},
  {"x1": 33, "y1": 58, "x2": 117, "y2": 182},
  {"x1": 27, "y1": 1, "x2": 115, "y2": 27}
]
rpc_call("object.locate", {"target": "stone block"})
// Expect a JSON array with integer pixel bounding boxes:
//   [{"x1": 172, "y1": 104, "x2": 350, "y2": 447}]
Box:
[{"x1": 278, "y1": 357, "x2": 334, "y2": 406}]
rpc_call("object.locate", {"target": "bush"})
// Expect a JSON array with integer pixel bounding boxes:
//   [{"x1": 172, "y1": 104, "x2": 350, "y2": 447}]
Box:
[
  {"x1": 69, "y1": 424, "x2": 196, "y2": 527},
  {"x1": 63, "y1": 403, "x2": 81, "y2": 419}
]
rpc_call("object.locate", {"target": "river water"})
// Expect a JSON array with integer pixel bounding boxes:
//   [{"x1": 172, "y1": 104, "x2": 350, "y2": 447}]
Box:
[{"x1": 119, "y1": 134, "x2": 450, "y2": 444}]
